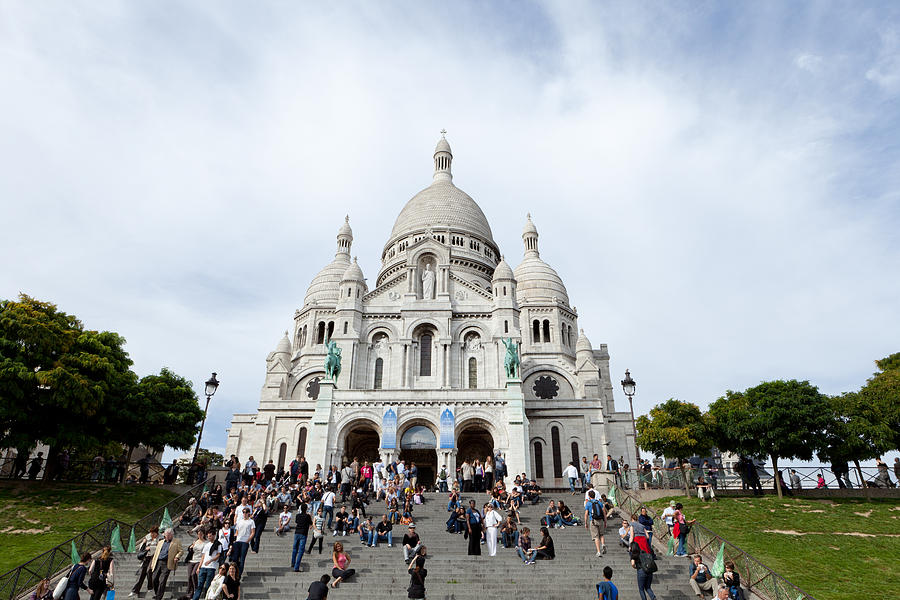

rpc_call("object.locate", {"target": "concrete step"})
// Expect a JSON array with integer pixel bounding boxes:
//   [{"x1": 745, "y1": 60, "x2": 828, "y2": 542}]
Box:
[{"x1": 115, "y1": 492, "x2": 700, "y2": 600}]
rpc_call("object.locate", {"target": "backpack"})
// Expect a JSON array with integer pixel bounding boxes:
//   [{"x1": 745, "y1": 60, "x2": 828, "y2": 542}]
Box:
[
  {"x1": 589, "y1": 499, "x2": 604, "y2": 521},
  {"x1": 639, "y1": 551, "x2": 658, "y2": 574}
]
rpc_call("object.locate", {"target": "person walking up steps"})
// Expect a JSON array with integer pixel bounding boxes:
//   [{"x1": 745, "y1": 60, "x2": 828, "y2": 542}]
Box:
[
  {"x1": 291, "y1": 503, "x2": 313, "y2": 572},
  {"x1": 597, "y1": 566, "x2": 618, "y2": 600},
  {"x1": 584, "y1": 490, "x2": 607, "y2": 556}
]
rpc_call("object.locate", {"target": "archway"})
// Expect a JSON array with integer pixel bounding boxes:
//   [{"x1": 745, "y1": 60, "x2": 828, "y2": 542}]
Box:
[
  {"x1": 456, "y1": 423, "x2": 494, "y2": 465},
  {"x1": 399, "y1": 425, "x2": 437, "y2": 488},
  {"x1": 343, "y1": 422, "x2": 380, "y2": 466}
]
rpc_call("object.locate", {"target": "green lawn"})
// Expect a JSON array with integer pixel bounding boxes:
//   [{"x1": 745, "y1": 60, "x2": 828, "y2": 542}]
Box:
[
  {"x1": 0, "y1": 483, "x2": 178, "y2": 574},
  {"x1": 647, "y1": 494, "x2": 900, "y2": 600}
]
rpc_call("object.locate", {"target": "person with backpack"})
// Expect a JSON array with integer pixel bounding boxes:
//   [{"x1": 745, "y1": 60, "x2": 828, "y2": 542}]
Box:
[
  {"x1": 596, "y1": 565, "x2": 618, "y2": 600},
  {"x1": 629, "y1": 540, "x2": 658, "y2": 600},
  {"x1": 437, "y1": 465, "x2": 449, "y2": 493},
  {"x1": 583, "y1": 490, "x2": 607, "y2": 556}
]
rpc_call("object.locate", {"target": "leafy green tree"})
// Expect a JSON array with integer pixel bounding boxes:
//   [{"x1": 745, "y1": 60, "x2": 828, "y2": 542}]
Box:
[
  {"x1": 710, "y1": 380, "x2": 830, "y2": 498},
  {"x1": 636, "y1": 398, "x2": 713, "y2": 493},
  {"x1": 0, "y1": 295, "x2": 135, "y2": 478}
]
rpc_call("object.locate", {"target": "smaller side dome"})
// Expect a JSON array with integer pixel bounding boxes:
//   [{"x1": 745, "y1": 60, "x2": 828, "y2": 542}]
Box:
[
  {"x1": 341, "y1": 256, "x2": 365, "y2": 283},
  {"x1": 576, "y1": 329, "x2": 593, "y2": 354},
  {"x1": 523, "y1": 212, "x2": 538, "y2": 235},
  {"x1": 276, "y1": 331, "x2": 292, "y2": 354},
  {"x1": 435, "y1": 136, "x2": 452, "y2": 155},
  {"x1": 492, "y1": 256, "x2": 514, "y2": 282}
]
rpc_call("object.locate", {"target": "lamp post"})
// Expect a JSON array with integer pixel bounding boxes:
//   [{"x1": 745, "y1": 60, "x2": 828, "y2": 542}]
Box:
[
  {"x1": 621, "y1": 369, "x2": 640, "y2": 464},
  {"x1": 192, "y1": 372, "x2": 220, "y2": 466}
]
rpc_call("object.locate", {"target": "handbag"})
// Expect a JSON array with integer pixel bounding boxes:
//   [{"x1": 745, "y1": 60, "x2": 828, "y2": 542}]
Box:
[
  {"x1": 313, "y1": 529, "x2": 323, "y2": 539},
  {"x1": 106, "y1": 591, "x2": 115, "y2": 600},
  {"x1": 52, "y1": 572, "x2": 69, "y2": 600},
  {"x1": 681, "y1": 523, "x2": 693, "y2": 536}
]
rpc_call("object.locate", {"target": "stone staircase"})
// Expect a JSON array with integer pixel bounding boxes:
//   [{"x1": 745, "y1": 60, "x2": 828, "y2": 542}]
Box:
[{"x1": 118, "y1": 492, "x2": 700, "y2": 600}]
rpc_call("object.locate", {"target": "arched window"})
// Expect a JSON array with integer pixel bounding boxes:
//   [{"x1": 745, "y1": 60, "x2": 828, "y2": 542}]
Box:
[
  {"x1": 316, "y1": 322, "x2": 326, "y2": 344},
  {"x1": 504, "y1": 320, "x2": 509, "y2": 334},
  {"x1": 534, "y1": 442, "x2": 544, "y2": 479},
  {"x1": 532, "y1": 320, "x2": 541, "y2": 343},
  {"x1": 347, "y1": 287, "x2": 352, "y2": 297},
  {"x1": 374, "y1": 358, "x2": 384, "y2": 389},
  {"x1": 551, "y1": 426, "x2": 562, "y2": 478},
  {"x1": 571, "y1": 441, "x2": 579, "y2": 470},
  {"x1": 419, "y1": 333, "x2": 432, "y2": 376},
  {"x1": 277, "y1": 443, "x2": 287, "y2": 471},
  {"x1": 543, "y1": 320, "x2": 551, "y2": 343},
  {"x1": 468, "y1": 357, "x2": 477, "y2": 389},
  {"x1": 503, "y1": 285, "x2": 507, "y2": 295},
  {"x1": 301, "y1": 325, "x2": 307, "y2": 347},
  {"x1": 327, "y1": 321, "x2": 335, "y2": 340},
  {"x1": 297, "y1": 427, "x2": 308, "y2": 458},
  {"x1": 568, "y1": 325, "x2": 574, "y2": 348},
  {"x1": 560, "y1": 326, "x2": 566, "y2": 346},
  {"x1": 343, "y1": 321, "x2": 348, "y2": 335}
]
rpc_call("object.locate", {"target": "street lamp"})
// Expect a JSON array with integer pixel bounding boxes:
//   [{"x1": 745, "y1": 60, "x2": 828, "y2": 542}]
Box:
[
  {"x1": 192, "y1": 372, "x2": 220, "y2": 466},
  {"x1": 621, "y1": 369, "x2": 640, "y2": 463}
]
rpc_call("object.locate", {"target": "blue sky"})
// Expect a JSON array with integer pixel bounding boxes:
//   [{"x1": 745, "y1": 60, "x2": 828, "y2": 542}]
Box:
[{"x1": 1, "y1": 2, "x2": 898, "y2": 463}]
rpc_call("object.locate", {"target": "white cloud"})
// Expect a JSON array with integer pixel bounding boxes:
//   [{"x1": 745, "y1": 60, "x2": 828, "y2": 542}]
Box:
[{"x1": 1, "y1": 3, "x2": 899, "y2": 456}]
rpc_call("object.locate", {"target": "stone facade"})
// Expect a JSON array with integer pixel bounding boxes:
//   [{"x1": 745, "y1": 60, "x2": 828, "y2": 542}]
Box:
[{"x1": 225, "y1": 134, "x2": 637, "y2": 487}]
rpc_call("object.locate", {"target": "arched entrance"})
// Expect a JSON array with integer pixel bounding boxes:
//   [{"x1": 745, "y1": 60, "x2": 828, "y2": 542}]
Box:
[
  {"x1": 456, "y1": 423, "x2": 494, "y2": 465},
  {"x1": 343, "y1": 422, "x2": 380, "y2": 466},
  {"x1": 399, "y1": 425, "x2": 437, "y2": 489}
]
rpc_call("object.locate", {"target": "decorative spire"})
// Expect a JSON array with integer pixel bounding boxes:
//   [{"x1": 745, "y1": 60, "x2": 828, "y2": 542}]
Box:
[
  {"x1": 336, "y1": 215, "x2": 353, "y2": 258},
  {"x1": 433, "y1": 131, "x2": 453, "y2": 183},
  {"x1": 522, "y1": 213, "x2": 539, "y2": 257}
]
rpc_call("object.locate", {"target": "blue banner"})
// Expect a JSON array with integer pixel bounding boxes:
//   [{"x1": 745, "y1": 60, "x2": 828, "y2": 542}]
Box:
[
  {"x1": 439, "y1": 407, "x2": 455, "y2": 449},
  {"x1": 382, "y1": 407, "x2": 397, "y2": 449}
]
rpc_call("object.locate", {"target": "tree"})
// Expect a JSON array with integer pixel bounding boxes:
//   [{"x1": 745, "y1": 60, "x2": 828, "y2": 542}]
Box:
[
  {"x1": 107, "y1": 368, "x2": 203, "y2": 472},
  {"x1": 636, "y1": 398, "x2": 713, "y2": 494},
  {"x1": 0, "y1": 295, "x2": 136, "y2": 478},
  {"x1": 710, "y1": 380, "x2": 830, "y2": 498}
]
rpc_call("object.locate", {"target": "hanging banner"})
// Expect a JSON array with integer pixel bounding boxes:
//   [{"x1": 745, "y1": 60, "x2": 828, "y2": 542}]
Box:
[
  {"x1": 382, "y1": 407, "x2": 397, "y2": 449},
  {"x1": 439, "y1": 406, "x2": 455, "y2": 449}
]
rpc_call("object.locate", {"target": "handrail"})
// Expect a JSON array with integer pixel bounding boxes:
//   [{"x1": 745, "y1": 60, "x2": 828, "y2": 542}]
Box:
[
  {"x1": 612, "y1": 485, "x2": 817, "y2": 600},
  {"x1": 0, "y1": 476, "x2": 215, "y2": 600}
]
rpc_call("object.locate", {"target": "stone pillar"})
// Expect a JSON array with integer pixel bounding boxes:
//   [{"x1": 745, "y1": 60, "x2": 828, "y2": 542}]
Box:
[
  {"x1": 305, "y1": 380, "x2": 335, "y2": 470},
  {"x1": 504, "y1": 378, "x2": 530, "y2": 480}
]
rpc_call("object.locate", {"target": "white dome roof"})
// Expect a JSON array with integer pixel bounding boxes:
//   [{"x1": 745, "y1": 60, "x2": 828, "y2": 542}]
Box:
[
  {"x1": 576, "y1": 329, "x2": 592, "y2": 353},
  {"x1": 275, "y1": 332, "x2": 292, "y2": 355},
  {"x1": 341, "y1": 257, "x2": 365, "y2": 283},
  {"x1": 387, "y1": 180, "x2": 495, "y2": 245},
  {"x1": 492, "y1": 256, "x2": 514, "y2": 282},
  {"x1": 514, "y1": 256, "x2": 569, "y2": 306},
  {"x1": 435, "y1": 136, "x2": 452, "y2": 154},
  {"x1": 304, "y1": 254, "x2": 350, "y2": 305}
]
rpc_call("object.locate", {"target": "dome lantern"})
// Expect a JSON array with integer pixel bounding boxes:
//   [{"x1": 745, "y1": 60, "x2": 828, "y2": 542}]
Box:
[
  {"x1": 523, "y1": 213, "x2": 540, "y2": 258},
  {"x1": 336, "y1": 215, "x2": 353, "y2": 257},
  {"x1": 433, "y1": 129, "x2": 452, "y2": 183}
]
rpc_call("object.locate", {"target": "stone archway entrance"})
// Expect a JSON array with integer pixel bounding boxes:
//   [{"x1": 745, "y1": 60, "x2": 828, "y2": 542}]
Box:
[
  {"x1": 344, "y1": 423, "x2": 380, "y2": 466},
  {"x1": 456, "y1": 423, "x2": 494, "y2": 465},
  {"x1": 399, "y1": 425, "x2": 437, "y2": 489}
]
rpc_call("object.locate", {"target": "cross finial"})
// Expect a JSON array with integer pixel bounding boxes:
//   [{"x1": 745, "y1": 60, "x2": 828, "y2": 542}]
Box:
[{"x1": 440, "y1": 128, "x2": 447, "y2": 137}]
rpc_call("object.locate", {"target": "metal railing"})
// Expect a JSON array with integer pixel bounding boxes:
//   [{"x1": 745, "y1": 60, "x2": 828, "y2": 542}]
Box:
[
  {"x1": 612, "y1": 486, "x2": 816, "y2": 600},
  {"x1": 615, "y1": 464, "x2": 892, "y2": 492},
  {"x1": 0, "y1": 476, "x2": 215, "y2": 600},
  {"x1": 0, "y1": 457, "x2": 169, "y2": 484}
]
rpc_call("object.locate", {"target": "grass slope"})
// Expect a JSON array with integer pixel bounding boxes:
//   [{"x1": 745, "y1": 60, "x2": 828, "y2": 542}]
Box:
[
  {"x1": 0, "y1": 483, "x2": 178, "y2": 574},
  {"x1": 647, "y1": 495, "x2": 900, "y2": 600}
]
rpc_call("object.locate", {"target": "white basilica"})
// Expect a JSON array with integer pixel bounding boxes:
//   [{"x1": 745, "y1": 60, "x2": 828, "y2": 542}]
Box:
[{"x1": 225, "y1": 135, "x2": 637, "y2": 486}]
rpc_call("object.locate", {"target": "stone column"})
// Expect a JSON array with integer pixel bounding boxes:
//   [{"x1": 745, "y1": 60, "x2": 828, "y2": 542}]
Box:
[
  {"x1": 305, "y1": 380, "x2": 336, "y2": 470},
  {"x1": 503, "y1": 378, "x2": 530, "y2": 480}
]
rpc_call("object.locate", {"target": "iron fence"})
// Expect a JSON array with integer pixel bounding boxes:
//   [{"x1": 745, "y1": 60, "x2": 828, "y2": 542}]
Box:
[
  {"x1": 613, "y1": 486, "x2": 817, "y2": 600},
  {"x1": 0, "y1": 477, "x2": 214, "y2": 600}
]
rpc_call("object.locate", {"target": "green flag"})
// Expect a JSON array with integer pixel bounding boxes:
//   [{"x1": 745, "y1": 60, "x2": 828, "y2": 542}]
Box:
[
  {"x1": 110, "y1": 524, "x2": 125, "y2": 553},
  {"x1": 666, "y1": 535, "x2": 675, "y2": 556},
  {"x1": 70, "y1": 541, "x2": 79, "y2": 565},
  {"x1": 608, "y1": 485, "x2": 618, "y2": 506},
  {"x1": 711, "y1": 542, "x2": 725, "y2": 577},
  {"x1": 159, "y1": 508, "x2": 172, "y2": 531},
  {"x1": 127, "y1": 527, "x2": 136, "y2": 553}
]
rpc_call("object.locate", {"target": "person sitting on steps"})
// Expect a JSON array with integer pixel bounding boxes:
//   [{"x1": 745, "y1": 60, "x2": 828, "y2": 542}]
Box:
[{"x1": 689, "y1": 553, "x2": 717, "y2": 599}]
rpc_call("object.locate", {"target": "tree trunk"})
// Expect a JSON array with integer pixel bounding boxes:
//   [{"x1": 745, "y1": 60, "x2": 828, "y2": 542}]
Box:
[
  {"x1": 121, "y1": 446, "x2": 135, "y2": 486},
  {"x1": 42, "y1": 444, "x2": 57, "y2": 482},
  {"x1": 773, "y1": 456, "x2": 782, "y2": 499},
  {"x1": 853, "y1": 459, "x2": 871, "y2": 501},
  {"x1": 681, "y1": 461, "x2": 691, "y2": 498}
]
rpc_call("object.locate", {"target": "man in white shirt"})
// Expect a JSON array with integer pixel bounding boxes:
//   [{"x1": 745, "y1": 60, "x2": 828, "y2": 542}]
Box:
[
  {"x1": 662, "y1": 500, "x2": 677, "y2": 535},
  {"x1": 192, "y1": 530, "x2": 220, "y2": 600},
  {"x1": 231, "y1": 507, "x2": 255, "y2": 577},
  {"x1": 321, "y1": 487, "x2": 336, "y2": 530},
  {"x1": 563, "y1": 461, "x2": 580, "y2": 495},
  {"x1": 276, "y1": 506, "x2": 292, "y2": 536},
  {"x1": 373, "y1": 460, "x2": 384, "y2": 493}
]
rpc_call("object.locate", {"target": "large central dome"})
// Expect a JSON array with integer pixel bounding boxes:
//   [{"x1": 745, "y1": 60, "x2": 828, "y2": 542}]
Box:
[
  {"x1": 383, "y1": 135, "x2": 496, "y2": 252},
  {"x1": 388, "y1": 180, "x2": 494, "y2": 243}
]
